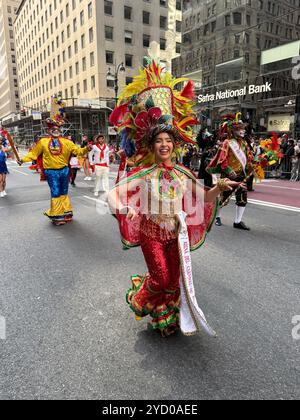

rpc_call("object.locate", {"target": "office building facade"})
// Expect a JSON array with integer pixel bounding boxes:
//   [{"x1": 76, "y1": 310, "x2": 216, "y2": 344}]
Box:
[
  {"x1": 0, "y1": 0, "x2": 21, "y2": 122},
  {"x1": 14, "y1": 0, "x2": 182, "y2": 113}
]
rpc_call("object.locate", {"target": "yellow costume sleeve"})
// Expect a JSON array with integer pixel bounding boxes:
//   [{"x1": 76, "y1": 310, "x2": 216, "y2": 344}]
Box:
[
  {"x1": 69, "y1": 143, "x2": 88, "y2": 158},
  {"x1": 22, "y1": 141, "x2": 43, "y2": 163}
]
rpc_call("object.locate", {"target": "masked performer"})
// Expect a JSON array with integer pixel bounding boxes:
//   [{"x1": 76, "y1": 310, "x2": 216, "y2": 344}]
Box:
[
  {"x1": 19, "y1": 117, "x2": 90, "y2": 226},
  {"x1": 108, "y1": 60, "x2": 241, "y2": 337},
  {"x1": 207, "y1": 114, "x2": 253, "y2": 231}
]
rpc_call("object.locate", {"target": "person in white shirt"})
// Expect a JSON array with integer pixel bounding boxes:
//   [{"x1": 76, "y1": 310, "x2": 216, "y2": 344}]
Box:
[{"x1": 90, "y1": 134, "x2": 110, "y2": 197}]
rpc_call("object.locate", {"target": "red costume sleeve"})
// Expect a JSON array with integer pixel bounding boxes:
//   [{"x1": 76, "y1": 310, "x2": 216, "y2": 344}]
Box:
[{"x1": 206, "y1": 141, "x2": 234, "y2": 175}]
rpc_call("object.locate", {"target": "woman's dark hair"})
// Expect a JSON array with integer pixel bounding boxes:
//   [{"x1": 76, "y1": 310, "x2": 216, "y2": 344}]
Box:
[{"x1": 147, "y1": 125, "x2": 178, "y2": 150}]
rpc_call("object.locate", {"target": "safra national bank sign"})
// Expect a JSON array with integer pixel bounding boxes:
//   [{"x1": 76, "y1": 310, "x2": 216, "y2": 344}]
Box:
[{"x1": 198, "y1": 82, "x2": 272, "y2": 104}]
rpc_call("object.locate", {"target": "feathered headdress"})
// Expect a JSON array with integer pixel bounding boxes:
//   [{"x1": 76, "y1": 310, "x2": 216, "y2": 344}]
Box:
[
  {"x1": 109, "y1": 59, "x2": 199, "y2": 165},
  {"x1": 45, "y1": 97, "x2": 66, "y2": 130},
  {"x1": 219, "y1": 112, "x2": 247, "y2": 139}
]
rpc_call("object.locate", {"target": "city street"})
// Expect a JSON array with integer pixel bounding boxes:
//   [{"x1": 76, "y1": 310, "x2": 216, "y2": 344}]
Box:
[{"x1": 0, "y1": 162, "x2": 299, "y2": 400}]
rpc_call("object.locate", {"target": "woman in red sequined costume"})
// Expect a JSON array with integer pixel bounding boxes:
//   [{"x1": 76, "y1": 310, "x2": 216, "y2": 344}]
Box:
[
  {"x1": 109, "y1": 133, "x2": 241, "y2": 337},
  {"x1": 108, "y1": 60, "x2": 242, "y2": 337}
]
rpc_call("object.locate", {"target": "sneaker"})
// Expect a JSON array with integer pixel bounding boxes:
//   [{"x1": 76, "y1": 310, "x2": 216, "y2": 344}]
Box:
[
  {"x1": 3, "y1": 191, "x2": 7, "y2": 196},
  {"x1": 94, "y1": 192, "x2": 99, "y2": 197},
  {"x1": 0, "y1": 192, "x2": 4, "y2": 198},
  {"x1": 233, "y1": 222, "x2": 250, "y2": 231},
  {"x1": 52, "y1": 220, "x2": 66, "y2": 226},
  {"x1": 215, "y1": 217, "x2": 222, "y2": 226},
  {"x1": 84, "y1": 176, "x2": 90, "y2": 181}
]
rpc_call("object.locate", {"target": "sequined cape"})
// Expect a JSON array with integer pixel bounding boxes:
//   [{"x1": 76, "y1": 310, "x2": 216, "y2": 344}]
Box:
[{"x1": 111, "y1": 163, "x2": 218, "y2": 252}]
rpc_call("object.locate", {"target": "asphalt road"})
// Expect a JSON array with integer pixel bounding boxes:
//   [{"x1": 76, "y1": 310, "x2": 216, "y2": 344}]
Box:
[{"x1": 0, "y1": 162, "x2": 299, "y2": 400}]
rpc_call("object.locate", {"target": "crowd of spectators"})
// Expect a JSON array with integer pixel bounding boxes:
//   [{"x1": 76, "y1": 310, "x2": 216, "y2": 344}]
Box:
[{"x1": 180, "y1": 129, "x2": 300, "y2": 183}]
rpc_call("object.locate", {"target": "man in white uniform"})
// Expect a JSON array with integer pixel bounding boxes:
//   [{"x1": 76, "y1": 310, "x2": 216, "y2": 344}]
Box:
[{"x1": 90, "y1": 134, "x2": 110, "y2": 197}]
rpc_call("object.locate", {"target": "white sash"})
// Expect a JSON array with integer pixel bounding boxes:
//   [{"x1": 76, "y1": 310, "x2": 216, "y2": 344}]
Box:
[
  {"x1": 177, "y1": 211, "x2": 216, "y2": 337},
  {"x1": 229, "y1": 140, "x2": 247, "y2": 174}
]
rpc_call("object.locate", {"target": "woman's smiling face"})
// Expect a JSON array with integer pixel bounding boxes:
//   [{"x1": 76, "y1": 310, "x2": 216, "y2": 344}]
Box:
[{"x1": 153, "y1": 132, "x2": 175, "y2": 163}]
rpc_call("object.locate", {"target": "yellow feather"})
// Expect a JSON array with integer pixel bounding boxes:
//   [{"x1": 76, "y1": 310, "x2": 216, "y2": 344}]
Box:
[{"x1": 170, "y1": 77, "x2": 188, "y2": 88}]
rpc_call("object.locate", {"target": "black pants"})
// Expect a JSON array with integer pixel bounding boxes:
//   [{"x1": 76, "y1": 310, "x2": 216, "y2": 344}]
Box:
[
  {"x1": 247, "y1": 174, "x2": 254, "y2": 191},
  {"x1": 70, "y1": 168, "x2": 79, "y2": 185}
]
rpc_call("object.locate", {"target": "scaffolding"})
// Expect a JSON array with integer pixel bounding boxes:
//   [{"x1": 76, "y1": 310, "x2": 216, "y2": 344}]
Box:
[{"x1": 2, "y1": 106, "x2": 113, "y2": 146}]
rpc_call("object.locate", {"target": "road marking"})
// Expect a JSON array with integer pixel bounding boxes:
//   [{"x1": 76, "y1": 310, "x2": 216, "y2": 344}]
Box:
[
  {"x1": 248, "y1": 198, "x2": 300, "y2": 213},
  {"x1": 10, "y1": 169, "x2": 29, "y2": 176},
  {"x1": 255, "y1": 184, "x2": 300, "y2": 192},
  {"x1": 82, "y1": 195, "x2": 108, "y2": 207},
  {"x1": 0, "y1": 199, "x2": 48, "y2": 209},
  {"x1": 7, "y1": 162, "x2": 31, "y2": 168}
]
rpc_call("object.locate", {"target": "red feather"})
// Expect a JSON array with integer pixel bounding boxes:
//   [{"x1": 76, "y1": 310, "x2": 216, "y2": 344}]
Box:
[
  {"x1": 181, "y1": 81, "x2": 195, "y2": 100},
  {"x1": 109, "y1": 104, "x2": 129, "y2": 126},
  {"x1": 270, "y1": 132, "x2": 280, "y2": 151}
]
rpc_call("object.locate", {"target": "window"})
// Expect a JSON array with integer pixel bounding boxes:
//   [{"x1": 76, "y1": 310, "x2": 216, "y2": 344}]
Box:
[
  {"x1": 81, "y1": 34, "x2": 85, "y2": 48},
  {"x1": 104, "y1": 0, "x2": 113, "y2": 15},
  {"x1": 125, "y1": 54, "x2": 133, "y2": 67},
  {"x1": 143, "y1": 11, "x2": 150, "y2": 25},
  {"x1": 233, "y1": 12, "x2": 242, "y2": 25},
  {"x1": 89, "y1": 27, "x2": 94, "y2": 43},
  {"x1": 106, "y1": 50, "x2": 114, "y2": 64},
  {"x1": 107, "y1": 79, "x2": 114, "y2": 88},
  {"x1": 124, "y1": 6, "x2": 132, "y2": 20},
  {"x1": 88, "y1": 2, "x2": 93, "y2": 19},
  {"x1": 125, "y1": 30, "x2": 133, "y2": 44},
  {"x1": 91, "y1": 75, "x2": 95, "y2": 89},
  {"x1": 83, "y1": 79, "x2": 88, "y2": 93},
  {"x1": 143, "y1": 34, "x2": 150, "y2": 48},
  {"x1": 82, "y1": 57, "x2": 86, "y2": 71},
  {"x1": 105, "y1": 26, "x2": 113, "y2": 40},
  {"x1": 90, "y1": 52, "x2": 95, "y2": 66},
  {"x1": 160, "y1": 16, "x2": 167, "y2": 29},
  {"x1": 160, "y1": 38, "x2": 166, "y2": 51},
  {"x1": 80, "y1": 11, "x2": 84, "y2": 25}
]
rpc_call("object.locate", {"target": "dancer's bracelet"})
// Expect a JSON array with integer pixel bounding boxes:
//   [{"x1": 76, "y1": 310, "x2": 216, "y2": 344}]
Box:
[{"x1": 217, "y1": 179, "x2": 228, "y2": 192}]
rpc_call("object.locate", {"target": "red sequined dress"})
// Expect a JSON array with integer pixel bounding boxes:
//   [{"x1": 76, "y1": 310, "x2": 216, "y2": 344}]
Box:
[{"x1": 111, "y1": 163, "x2": 217, "y2": 337}]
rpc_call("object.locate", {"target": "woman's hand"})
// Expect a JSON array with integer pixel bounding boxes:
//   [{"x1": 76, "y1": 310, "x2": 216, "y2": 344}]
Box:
[{"x1": 127, "y1": 207, "x2": 138, "y2": 221}]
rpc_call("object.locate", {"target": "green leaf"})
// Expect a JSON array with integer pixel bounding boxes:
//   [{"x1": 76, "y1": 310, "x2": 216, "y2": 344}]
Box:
[{"x1": 145, "y1": 96, "x2": 155, "y2": 110}]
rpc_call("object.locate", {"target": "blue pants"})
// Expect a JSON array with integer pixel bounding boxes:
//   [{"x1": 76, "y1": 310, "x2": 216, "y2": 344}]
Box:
[
  {"x1": 44, "y1": 167, "x2": 73, "y2": 221},
  {"x1": 44, "y1": 167, "x2": 70, "y2": 198}
]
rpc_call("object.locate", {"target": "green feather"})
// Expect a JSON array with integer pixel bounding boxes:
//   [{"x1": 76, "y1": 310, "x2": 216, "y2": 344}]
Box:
[{"x1": 158, "y1": 115, "x2": 172, "y2": 124}]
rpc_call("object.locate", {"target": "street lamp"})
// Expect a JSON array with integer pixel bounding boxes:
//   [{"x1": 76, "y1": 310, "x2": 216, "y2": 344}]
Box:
[{"x1": 107, "y1": 62, "x2": 126, "y2": 106}]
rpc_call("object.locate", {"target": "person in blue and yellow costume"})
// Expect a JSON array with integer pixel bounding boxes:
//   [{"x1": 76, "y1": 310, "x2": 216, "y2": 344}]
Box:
[{"x1": 19, "y1": 113, "x2": 91, "y2": 226}]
